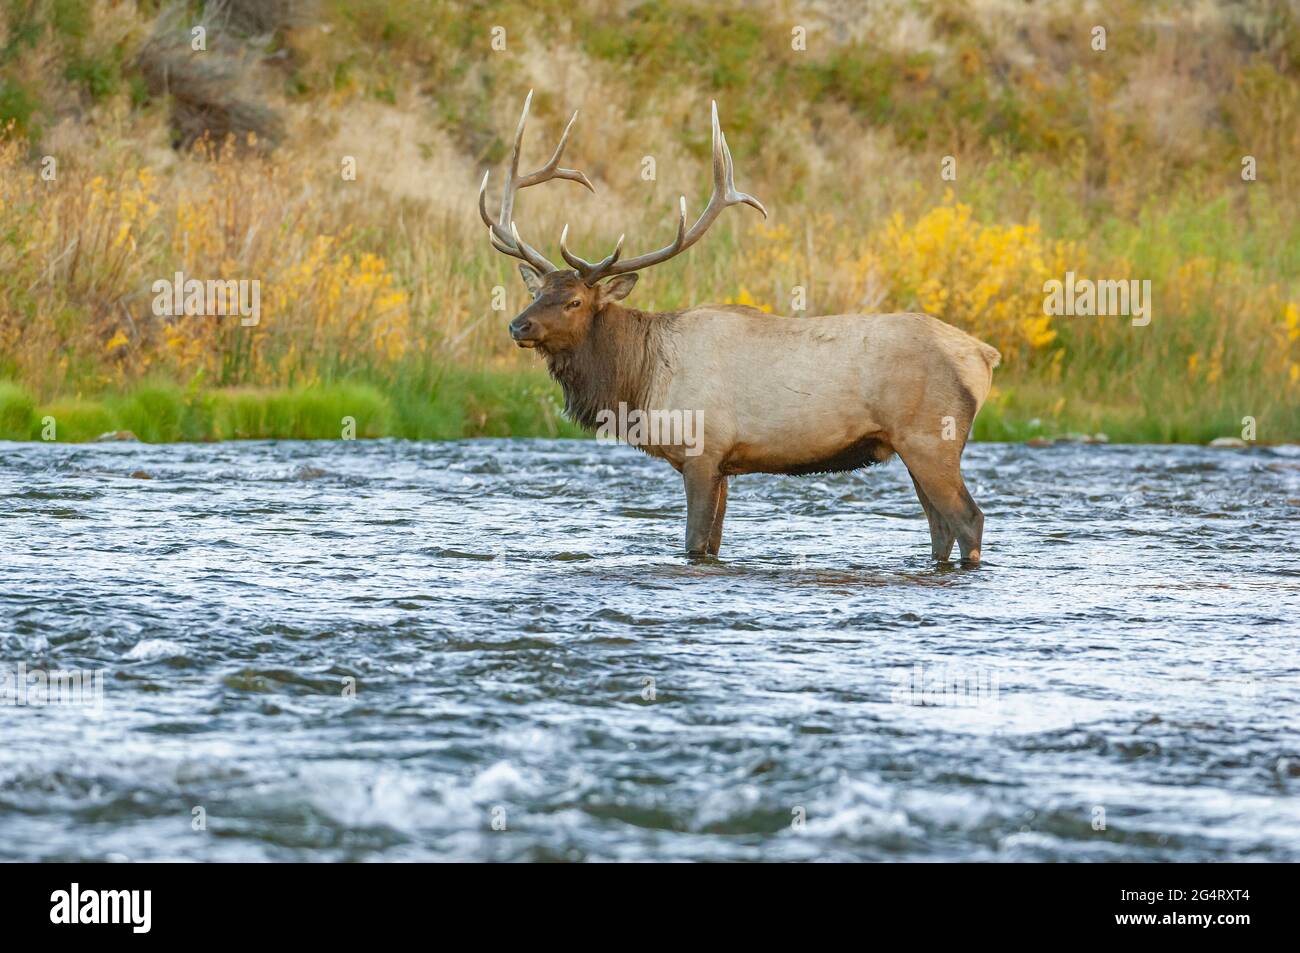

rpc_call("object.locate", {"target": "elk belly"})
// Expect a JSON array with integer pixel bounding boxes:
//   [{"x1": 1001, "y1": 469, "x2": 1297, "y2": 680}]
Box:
[{"x1": 722, "y1": 433, "x2": 893, "y2": 476}]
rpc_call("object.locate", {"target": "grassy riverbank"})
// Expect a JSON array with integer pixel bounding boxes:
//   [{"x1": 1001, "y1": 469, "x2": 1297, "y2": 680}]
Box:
[
  {"x1": 2, "y1": 1, "x2": 1298, "y2": 444},
  {"x1": 0, "y1": 373, "x2": 1274, "y2": 445},
  {"x1": 0, "y1": 371, "x2": 583, "y2": 443}
]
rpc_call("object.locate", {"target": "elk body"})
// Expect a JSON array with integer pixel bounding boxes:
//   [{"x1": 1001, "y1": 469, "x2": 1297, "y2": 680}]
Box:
[{"x1": 480, "y1": 92, "x2": 1000, "y2": 563}]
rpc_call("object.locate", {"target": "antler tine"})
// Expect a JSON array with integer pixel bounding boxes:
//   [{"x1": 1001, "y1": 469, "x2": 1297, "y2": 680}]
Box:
[
  {"x1": 518, "y1": 110, "x2": 595, "y2": 192},
  {"x1": 487, "y1": 224, "x2": 514, "y2": 255},
  {"x1": 510, "y1": 221, "x2": 558, "y2": 275},
  {"x1": 478, "y1": 170, "x2": 499, "y2": 233},
  {"x1": 480, "y1": 155, "x2": 540, "y2": 267},
  {"x1": 496, "y1": 89, "x2": 533, "y2": 237},
  {"x1": 560, "y1": 224, "x2": 625, "y2": 276},
  {"x1": 480, "y1": 90, "x2": 597, "y2": 274},
  {"x1": 577, "y1": 101, "x2": 766, "y2": 283},
  {"x1": 715, "y1": 111, "x2": 767, "y2": 217},
  {"x1": 696, "y1": 101, "x2": 767, "y2": 224},
  {"x1": 671, "y1": 194, "x2": 688, "y2": 248},
  {"x1": 710, "y1": 100, "x2": 727, "y2": 193}
]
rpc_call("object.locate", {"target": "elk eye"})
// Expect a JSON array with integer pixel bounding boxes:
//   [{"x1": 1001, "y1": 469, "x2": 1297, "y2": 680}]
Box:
[{"x1": 565, "y1": 299, "x2": 582, "y2": 310}]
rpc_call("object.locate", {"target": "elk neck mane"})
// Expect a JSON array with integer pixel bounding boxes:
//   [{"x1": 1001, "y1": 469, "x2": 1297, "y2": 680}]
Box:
[{"x1": 543, "y1": 302, "x2": 678, "y2": 431}]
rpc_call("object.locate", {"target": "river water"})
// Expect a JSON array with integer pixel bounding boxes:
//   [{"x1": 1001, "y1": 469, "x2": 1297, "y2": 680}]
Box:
[{"x1": 1, "y1": 438, "x2": 1297, "y2": 861}]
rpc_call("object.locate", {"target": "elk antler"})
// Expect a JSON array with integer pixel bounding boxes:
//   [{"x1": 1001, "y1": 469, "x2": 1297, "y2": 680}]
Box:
[
  {"x1": 560, "y1": 101, "x2": 767, "y2": 284},
  {"x1": 478, "y1": 89, "x2": 594, "y2": 274}
]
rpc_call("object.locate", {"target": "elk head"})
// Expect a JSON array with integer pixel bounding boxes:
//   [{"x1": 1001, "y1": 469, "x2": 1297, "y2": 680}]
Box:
[{"x1": 479, "y1": 90, "x2": 766, "y2": 354}]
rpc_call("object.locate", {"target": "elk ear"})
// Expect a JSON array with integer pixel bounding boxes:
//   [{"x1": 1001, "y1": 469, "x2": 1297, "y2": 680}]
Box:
[
  {"x1": 519, "y1": 264, "x2": 545, "y2": 298},
  {"x1": 599, "y1": 273, "x2": 638, "y2": 303}
]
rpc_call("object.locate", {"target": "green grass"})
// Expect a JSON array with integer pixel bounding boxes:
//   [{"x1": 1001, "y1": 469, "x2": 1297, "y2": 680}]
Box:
[
  {"x1": 972, "y1": 375, "x2": 1283, "y2": 444},
  {"x1": 1, "y1": 372, "x2": 1277, "y2": 445},
  {"x1": 0, "y1": 369, "x2": 587, "y2": 443},
  {"x1": 0, "y1": 379, "x2": 37, "y2": 439},
  {"x1": 37, "y1": 398, "x2": 114, "y2": 442},
  {"x1": 206, "y1": 384, "x2": 393, "y2": 440}
]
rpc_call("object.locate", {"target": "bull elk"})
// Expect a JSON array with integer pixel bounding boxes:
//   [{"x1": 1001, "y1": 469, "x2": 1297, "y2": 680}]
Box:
[{"x1": 479, "y1": 92, "x2": 1001, "y2": 563}]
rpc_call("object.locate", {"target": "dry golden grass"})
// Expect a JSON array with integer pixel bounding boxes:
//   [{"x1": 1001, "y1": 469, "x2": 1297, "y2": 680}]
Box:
[{"x1": 0, "y1": 0, "x2": 1297, "y2": 441}]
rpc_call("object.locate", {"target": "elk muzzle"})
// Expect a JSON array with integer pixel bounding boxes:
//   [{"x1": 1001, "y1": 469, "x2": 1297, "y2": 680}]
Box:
[{"x1": 509, "y1": 313, "x2": 539, "y2": 347}]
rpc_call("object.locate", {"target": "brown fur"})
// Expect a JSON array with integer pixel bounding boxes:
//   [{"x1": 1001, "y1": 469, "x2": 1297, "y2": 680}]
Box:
[{"x1": 544, "y1": 306, "x2": 675, "y2": 431}]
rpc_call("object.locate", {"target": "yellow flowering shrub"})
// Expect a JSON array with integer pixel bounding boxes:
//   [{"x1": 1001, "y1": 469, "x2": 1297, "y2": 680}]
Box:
[
  {"x1": 740, "y1": 196, "x2": 1079, "y2": 365},
  {"x1": 723, "y1": 286, "x2": 772, "y2": 312},
  {"x1": 0, "y1": 135, "x2": 410, "y2": 392},
  {"x1": 152, "y1": 141, "x2": 411, "y2": 386},
  {"x1": 874, "y1": 194, "x2": 1080, "y2": 363},
  {"x1": 1284, "y1": 302, "x2": 1300, "y2": 385}
]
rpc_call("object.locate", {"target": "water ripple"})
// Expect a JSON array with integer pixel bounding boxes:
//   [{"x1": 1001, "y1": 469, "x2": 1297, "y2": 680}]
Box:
[{"x1": 0, "y1": 438, "x2": 1297, "y2": 860}]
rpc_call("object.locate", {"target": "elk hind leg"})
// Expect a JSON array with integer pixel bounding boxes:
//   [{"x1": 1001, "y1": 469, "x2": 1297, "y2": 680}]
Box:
[
  {"x1": 908, "y1": 472, "x2": 955, "y2": 561},
  {"x1": 898, "y1": 441, "x2": 984, "y2": 564}
]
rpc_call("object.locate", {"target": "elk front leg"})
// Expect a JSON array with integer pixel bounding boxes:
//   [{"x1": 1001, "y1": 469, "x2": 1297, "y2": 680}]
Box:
[
  {"x1": 682, "y1": 458, "x2": 723, "y2": 556},
  {"x1": 707, "y1": 477, "x2": 728, "y2": 556}
]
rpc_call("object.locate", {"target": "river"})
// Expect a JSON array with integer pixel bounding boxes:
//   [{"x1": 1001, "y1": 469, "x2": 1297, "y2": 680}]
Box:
[{"x1": 2, "y1": 438, "x2": 1297, "y2": 861}]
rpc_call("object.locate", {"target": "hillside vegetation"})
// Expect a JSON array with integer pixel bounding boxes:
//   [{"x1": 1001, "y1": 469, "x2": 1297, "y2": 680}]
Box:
[{"x1": 1, "y1": 0, "x2": 1298, "y2": 442}]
